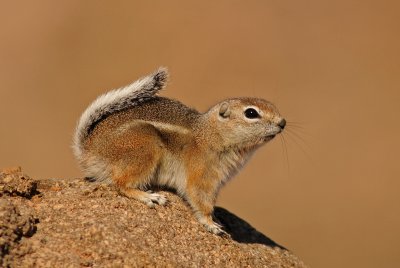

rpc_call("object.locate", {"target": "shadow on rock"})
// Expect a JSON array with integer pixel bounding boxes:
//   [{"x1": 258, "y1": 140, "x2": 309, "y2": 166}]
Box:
[{"x1": 214, "y1": 207, "x2": 286, "y2": 249}]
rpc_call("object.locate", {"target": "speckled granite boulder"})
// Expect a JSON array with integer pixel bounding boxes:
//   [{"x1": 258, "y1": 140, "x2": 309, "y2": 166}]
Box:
[{"x1": 0, "y1": 168, "x2": 307, "y2": 267}]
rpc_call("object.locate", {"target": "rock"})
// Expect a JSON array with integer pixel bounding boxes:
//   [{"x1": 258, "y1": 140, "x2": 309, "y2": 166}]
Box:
[
  {"x1": 0, "y1": 199, "x2": 37, "y2": 267},
  {"x1": 0, "y1": 168, "x2": 307, "y2": 267},
  {"x1": 0, "y1": 168, "x2": 37, "y2": 198}
]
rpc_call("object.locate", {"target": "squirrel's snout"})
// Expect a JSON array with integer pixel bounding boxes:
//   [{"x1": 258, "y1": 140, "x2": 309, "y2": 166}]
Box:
[{"x1": 278, "y1": 118, "x2": 286, "y2": 130}]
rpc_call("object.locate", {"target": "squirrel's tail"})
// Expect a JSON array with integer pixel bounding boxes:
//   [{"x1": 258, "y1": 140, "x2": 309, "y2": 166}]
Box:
[{"x1": 72, "y1": 67, "x2": 169, "y2": 161}]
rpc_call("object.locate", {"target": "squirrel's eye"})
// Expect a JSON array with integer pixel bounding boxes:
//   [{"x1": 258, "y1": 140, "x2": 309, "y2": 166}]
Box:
[{"x1": 244, "y1": 108, "x2": 260, "y2": 119}]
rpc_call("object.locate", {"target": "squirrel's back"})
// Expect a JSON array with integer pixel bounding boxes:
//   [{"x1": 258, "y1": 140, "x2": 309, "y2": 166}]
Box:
[
  {"x1": 103, "y1": 97, "x2": 201, "y2": 130},
  {"x1": 83, "y1": 97, "x2": 201, "y2": 159}
]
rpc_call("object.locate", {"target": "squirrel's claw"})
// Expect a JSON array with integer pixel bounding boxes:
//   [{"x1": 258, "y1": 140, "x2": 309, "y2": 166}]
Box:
[{"x1": 203, "y1": 221, "x2": 227, "y2": 235}]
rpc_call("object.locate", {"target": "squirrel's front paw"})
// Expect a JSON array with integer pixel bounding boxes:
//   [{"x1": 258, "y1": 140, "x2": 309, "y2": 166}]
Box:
[
  {"x1": 205, "y1": 222, "x2": 225, "y2": 235},
  {"x1": 199, "y1": 218, "x2": 226, "y2": 235}
]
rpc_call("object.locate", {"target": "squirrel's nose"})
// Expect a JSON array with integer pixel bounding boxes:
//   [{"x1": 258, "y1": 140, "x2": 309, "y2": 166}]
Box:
[{"x1": 278, "y1": 118, "x2": 286, "y2": 130}]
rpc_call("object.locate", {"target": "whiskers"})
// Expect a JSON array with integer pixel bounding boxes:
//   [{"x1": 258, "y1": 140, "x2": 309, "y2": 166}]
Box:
[
  {"x1": 278, "y1": 120, "x2": 314, "y2": 175},
  {"x1": 278, "y1": 133, "x2": 290, "y2": 174}
]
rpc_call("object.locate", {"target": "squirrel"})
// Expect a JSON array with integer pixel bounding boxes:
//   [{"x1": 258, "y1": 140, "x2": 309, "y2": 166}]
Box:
[{"x1": 73, "y1": 67, "x2": 286, "y2": 235}]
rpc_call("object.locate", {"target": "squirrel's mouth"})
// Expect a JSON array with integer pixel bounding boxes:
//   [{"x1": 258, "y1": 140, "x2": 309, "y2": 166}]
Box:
[
  {"x1": 264, "y1": 134, "x2": 276, "y2": 142},
  {"x1": 264, "y1": 125, "x2": 284, "y2": 141}
]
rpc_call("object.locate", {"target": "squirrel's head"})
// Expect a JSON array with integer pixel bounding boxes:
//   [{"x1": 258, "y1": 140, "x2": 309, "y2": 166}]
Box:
[{"x1": 208, "y1": 97, "x2": 285, "y2": 148}]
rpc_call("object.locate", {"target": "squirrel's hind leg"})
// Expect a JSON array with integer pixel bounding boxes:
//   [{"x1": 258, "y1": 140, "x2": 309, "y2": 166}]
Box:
[{"x1": 108, "y1": 122, "x2": 167, "y2": 207}]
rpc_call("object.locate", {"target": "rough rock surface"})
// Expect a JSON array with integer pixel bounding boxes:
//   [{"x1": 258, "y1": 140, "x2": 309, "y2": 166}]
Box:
[{"x1": 0, "y1": 167, "x2": 307, "y2": 267}]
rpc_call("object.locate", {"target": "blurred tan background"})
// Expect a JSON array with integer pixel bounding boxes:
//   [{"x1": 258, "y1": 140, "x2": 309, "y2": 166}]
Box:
[{"x1": 1, "y1": 1, "x2": 399, "y2": 267}]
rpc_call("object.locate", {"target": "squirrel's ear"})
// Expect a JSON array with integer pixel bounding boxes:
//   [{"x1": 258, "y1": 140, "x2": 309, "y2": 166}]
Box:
[{"x1": 219, "y1": 102, "x2": 231, "y2": 118}]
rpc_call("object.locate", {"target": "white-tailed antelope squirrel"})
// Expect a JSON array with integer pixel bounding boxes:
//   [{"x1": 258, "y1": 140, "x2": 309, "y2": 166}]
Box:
[{"x1": 73, "y1": 68, "x2": 286, "y2": 234}]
